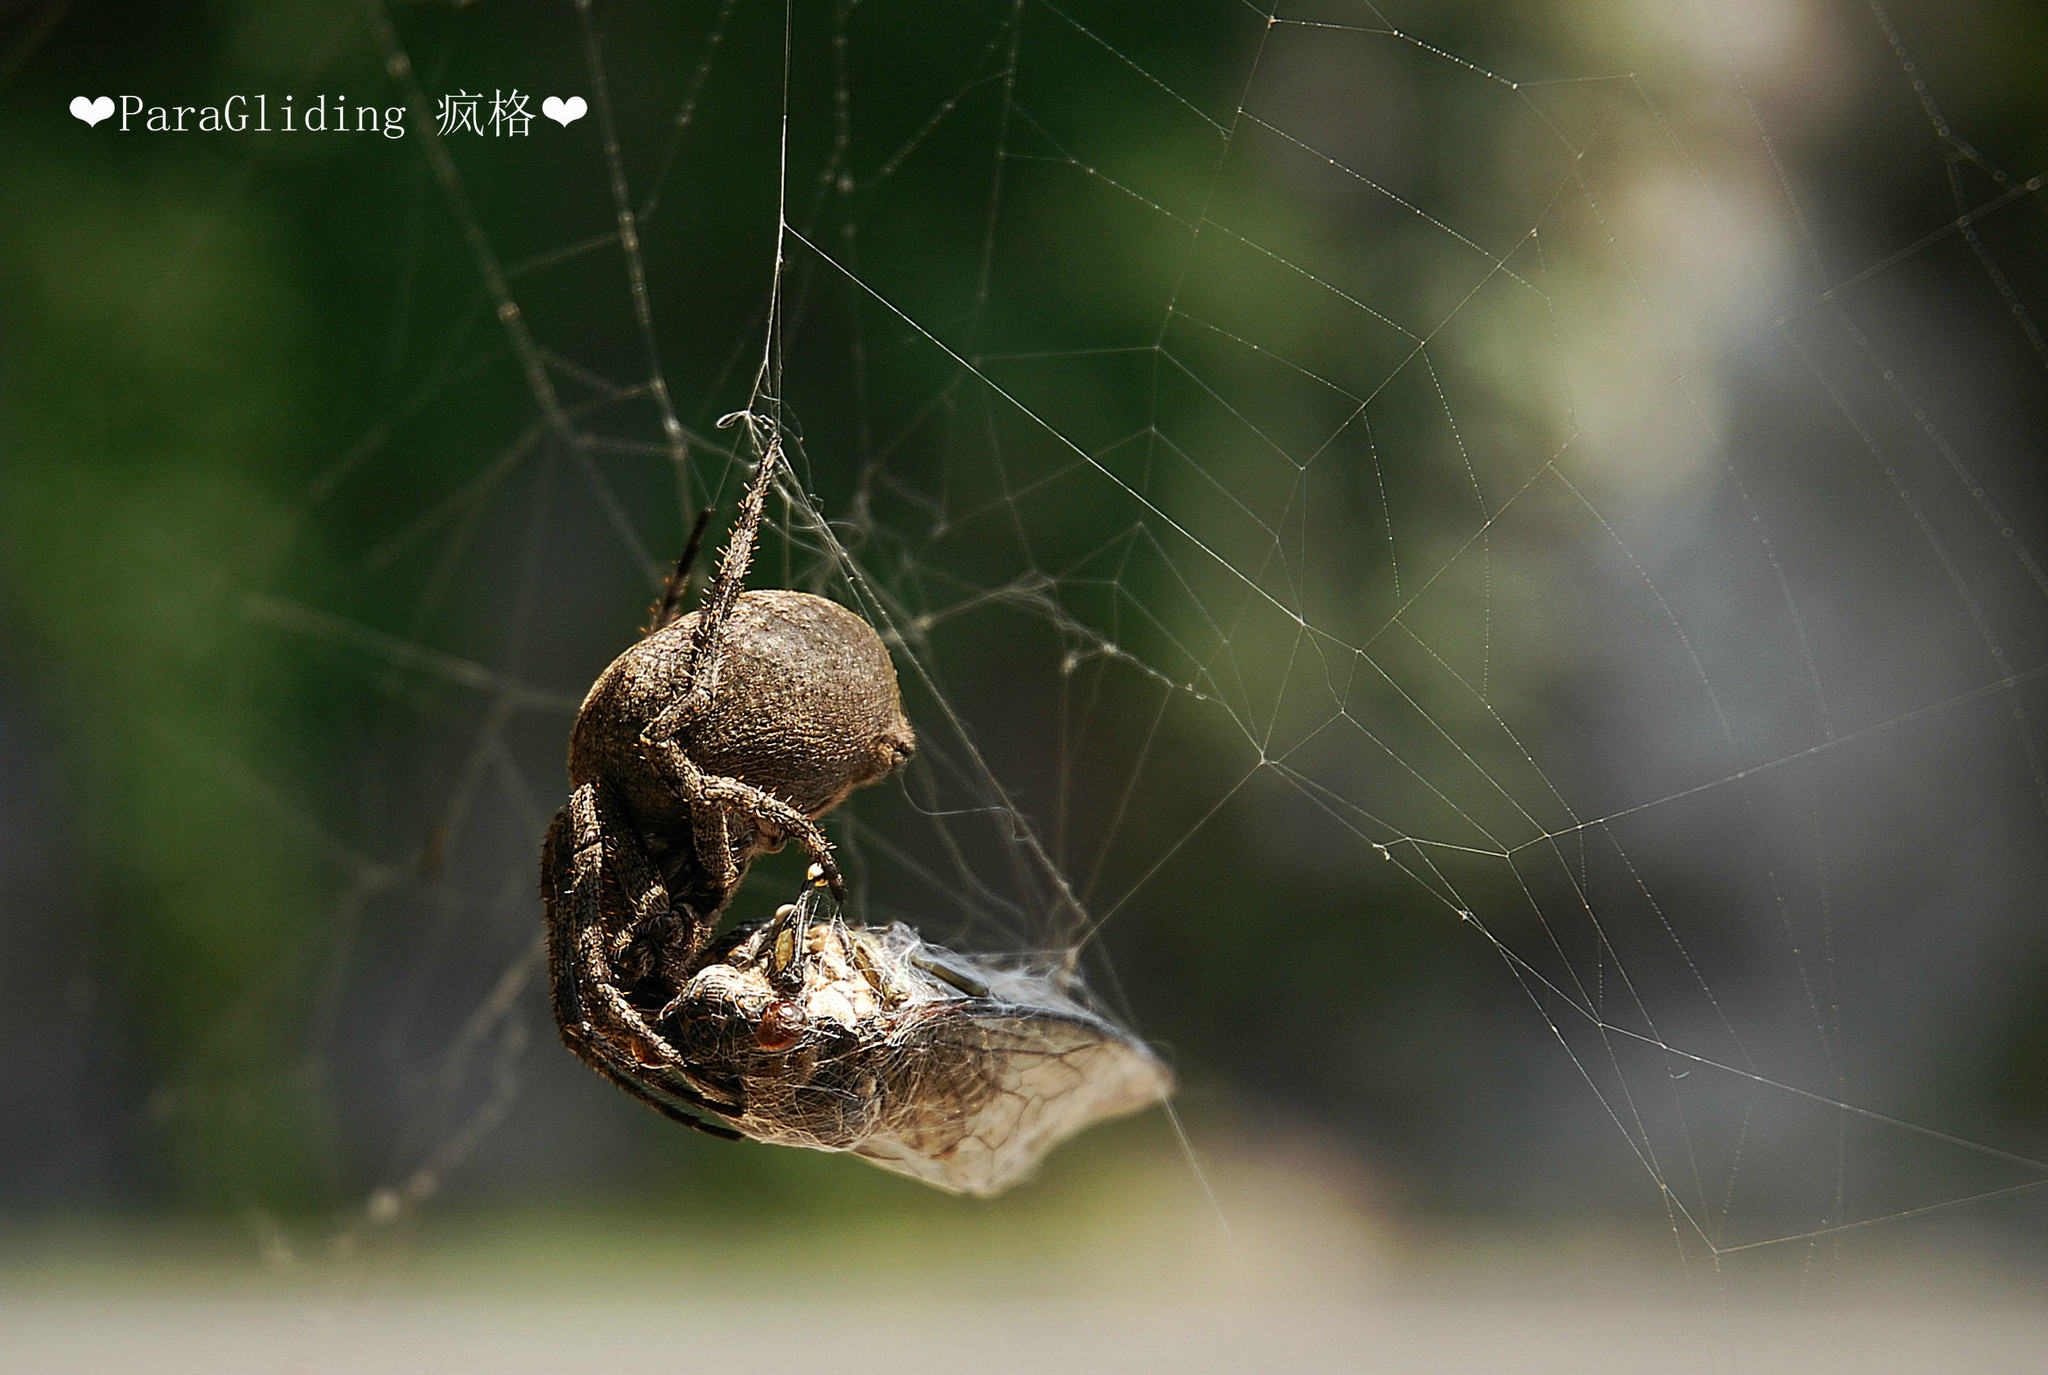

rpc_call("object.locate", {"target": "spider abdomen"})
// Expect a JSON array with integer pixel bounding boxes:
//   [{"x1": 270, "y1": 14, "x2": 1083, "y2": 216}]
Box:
[{"x1": 567, "y1": 588, "x2": 915, "y2": 870}]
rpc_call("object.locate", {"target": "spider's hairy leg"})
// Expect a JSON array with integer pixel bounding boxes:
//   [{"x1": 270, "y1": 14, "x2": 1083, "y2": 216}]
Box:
[
  {"x1": 596, "y1": 777, "x2": 721, "y2": 987},
  {"x1": 641, "y1": 432, "x2": 785, "y2": 750},
  {"x1": 540, "y1": 783, "x2": 742, "y2": 1136},
  {"x1": 685, "y1": 426, "x2": 784, "y2": 679},
  {"x1": 644, "y1": 505, "x2": 716, "y2": 637},
  {"x1": 636, "y1": 429, "x2": 852, "y2": 897},
  {"x1": 640, "y1": 744, "x2": 846, "y2": 898}
]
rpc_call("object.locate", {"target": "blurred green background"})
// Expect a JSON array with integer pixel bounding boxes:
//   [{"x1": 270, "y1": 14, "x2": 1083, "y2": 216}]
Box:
[{"x1": 2, "y1": 0, "x2": 2046, "y2": 1349}]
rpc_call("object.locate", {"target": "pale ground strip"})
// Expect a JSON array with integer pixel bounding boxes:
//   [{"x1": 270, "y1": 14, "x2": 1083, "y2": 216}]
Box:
[
  {"x1": 5, "y1": 1147, "x2": 2041, "y2": 1373},
  {"x1": 6, "y1": 1285, "x2": 2045, "y2": 1374}
]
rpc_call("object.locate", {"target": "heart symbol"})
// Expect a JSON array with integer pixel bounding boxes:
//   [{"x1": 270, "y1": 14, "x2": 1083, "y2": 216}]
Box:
[
  {"x1": 542, "y1": 95, "x2": 587, "y2": 128},
  {"x1": 70, "y1": 95, "x2": 114, "y2": 127}
]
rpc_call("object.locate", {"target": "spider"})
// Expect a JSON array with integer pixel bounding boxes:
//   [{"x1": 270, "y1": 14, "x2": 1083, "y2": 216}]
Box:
[{"x1": 540, "y1": 420, "x2": 917, "y2": 1137}]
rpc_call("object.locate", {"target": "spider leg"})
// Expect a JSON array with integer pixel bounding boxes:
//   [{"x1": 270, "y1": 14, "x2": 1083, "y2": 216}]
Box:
[
  {"x1": 541, "y1": 783, "x2": 743, "y2": 1129},
  {"x1": 571, "y1": 1036, "x2": 744, "y2": 1140},
  {"x1": 644, "y1": 505, "x2": 716, "y2": 636},
  {"x1": 640, "y1": 429, "x2": 784, "y2": 746},
  {"x1": 685, "y1": 425, "x2": 783, "y2": 682},
  {"x1": 639, "y1": 740, "x2": 845, "y2": 897},
  {"x1": 637, "y1": 430, "x2": 850, "y2": 897}
]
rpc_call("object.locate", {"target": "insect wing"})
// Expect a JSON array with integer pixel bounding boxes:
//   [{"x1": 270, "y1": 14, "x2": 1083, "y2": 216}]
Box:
[{"x1": 853, "y1": 990, "x2": 1173, "y2": 1197}]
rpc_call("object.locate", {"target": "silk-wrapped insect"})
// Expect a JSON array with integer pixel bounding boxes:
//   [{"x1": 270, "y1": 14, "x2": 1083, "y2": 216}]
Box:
[{"x1": 652, "y1": 878, "x2": 1173, "y2": 1196}]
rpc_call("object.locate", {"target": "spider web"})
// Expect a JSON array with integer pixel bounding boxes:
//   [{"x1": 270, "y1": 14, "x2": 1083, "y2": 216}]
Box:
[{"x1": 6, "y1": 0, "x2": 2047, "y2": 1359}]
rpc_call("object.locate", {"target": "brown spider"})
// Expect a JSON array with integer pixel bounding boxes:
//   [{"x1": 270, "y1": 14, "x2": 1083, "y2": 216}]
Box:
[
  {"x1": 540, "y1": 420, "x2": 1171, "y2": 1189},
  {"x1": 540, "y1": 422, "x2": 917, "y2": 1136}
]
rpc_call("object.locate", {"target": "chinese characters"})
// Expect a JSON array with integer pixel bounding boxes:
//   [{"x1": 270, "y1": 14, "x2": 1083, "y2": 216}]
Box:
[{"x1": 435, "y1": 90, "x2": 534, "y2": 138}]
